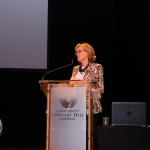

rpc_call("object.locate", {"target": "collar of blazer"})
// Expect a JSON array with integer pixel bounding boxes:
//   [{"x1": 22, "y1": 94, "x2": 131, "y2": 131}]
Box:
[{"x1": 73, "y1": 62, "x2": 98, "y2": 80}]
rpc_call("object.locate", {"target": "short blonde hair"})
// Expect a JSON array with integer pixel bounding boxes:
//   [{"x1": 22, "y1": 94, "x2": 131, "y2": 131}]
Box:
[{"x1": 75, "y1": 42, "x2": 96, "y2": 62}]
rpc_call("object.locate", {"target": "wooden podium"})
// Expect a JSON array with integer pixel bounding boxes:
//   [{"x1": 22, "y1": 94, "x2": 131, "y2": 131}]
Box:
[{"x1": 39, "y1": 80, "x2": 94, "y2": 150}]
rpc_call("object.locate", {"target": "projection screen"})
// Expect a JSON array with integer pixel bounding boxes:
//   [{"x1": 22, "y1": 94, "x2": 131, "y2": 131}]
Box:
[{"x1": 0, "y1": 0, "x2": 48, "y2": 70}]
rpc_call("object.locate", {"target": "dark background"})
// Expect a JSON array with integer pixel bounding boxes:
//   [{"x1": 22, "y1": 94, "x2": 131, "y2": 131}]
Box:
[{"x1": 0, "y1": 0, "x2": 150, "y2": 147}]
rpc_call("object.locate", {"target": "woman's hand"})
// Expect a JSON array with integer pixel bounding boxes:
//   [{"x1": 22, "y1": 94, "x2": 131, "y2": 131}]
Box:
[
  {"x1": 76, "y1": 80, "x2": 85, "y2": 86},
  {"x1": 68, "y1": 77, "x2": 85, "y2": 86},
  {"x1": 68, "y1": 76, "x2": 76, "y2": 87}
]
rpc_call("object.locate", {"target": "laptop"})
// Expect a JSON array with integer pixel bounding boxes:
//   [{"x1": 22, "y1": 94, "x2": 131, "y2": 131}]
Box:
[{"x1": 111, "y1": 102, "x2": 147, "y2": 126}]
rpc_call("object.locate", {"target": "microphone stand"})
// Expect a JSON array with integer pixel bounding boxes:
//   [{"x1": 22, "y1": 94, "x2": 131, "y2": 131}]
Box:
[{"x1": 40, "y1": 59, "x2": 74, "y2": 91}]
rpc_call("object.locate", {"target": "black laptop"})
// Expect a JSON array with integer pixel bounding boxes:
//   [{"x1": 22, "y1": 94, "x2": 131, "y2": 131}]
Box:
[{"x1": 111, "y1": 102, "x2": 147, "y2": 126}]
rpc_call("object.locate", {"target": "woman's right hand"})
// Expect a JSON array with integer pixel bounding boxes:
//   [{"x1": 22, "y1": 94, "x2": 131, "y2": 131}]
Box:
[{"x1": 68, "y1": 76, "x2": 76, "y2": 87}]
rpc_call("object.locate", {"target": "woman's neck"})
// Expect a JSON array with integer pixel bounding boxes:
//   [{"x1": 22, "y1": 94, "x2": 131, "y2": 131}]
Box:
[{"x1": 81, "y1": 60, "x2": 89, "y2": 67}]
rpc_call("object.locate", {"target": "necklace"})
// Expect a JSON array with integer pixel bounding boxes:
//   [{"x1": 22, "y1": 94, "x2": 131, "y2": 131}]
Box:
[{"x1": 79, "y1": 63, "x2": 89, "y2": 74}]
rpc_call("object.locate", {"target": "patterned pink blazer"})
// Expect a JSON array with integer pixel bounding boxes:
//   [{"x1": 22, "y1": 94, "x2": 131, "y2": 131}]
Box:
[{"x1": 71, "y1": 62, "x2": 104, "y2": 114}]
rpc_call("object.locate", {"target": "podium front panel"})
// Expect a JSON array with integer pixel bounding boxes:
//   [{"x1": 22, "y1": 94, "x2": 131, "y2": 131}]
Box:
[{"x1": 50, "y1": 87, "x2": 86, "y2": 150}]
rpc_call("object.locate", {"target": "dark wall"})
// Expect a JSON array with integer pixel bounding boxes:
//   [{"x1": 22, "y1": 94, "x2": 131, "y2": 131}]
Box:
[{"x1": 0, "y1": 0, "x2": 150, "y2": 146}]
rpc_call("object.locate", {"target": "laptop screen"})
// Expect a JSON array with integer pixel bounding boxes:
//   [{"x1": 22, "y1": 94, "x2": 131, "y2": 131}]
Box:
[{"x1": 111, "y1": 102, "x2": 147, "y2": 126}]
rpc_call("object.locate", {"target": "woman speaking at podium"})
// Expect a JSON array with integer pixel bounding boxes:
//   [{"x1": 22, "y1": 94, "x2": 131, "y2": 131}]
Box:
[{"x1": 69, "y1": 42, "x2": 104, "y2": 148}]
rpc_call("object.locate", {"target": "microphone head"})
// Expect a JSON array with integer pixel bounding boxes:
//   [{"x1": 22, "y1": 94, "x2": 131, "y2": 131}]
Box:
[{"x1": 71, "y1": 59, "x2": 74, "y2": 64}]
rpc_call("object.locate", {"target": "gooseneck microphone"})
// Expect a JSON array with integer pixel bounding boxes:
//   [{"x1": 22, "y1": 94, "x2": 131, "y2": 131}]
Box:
[{"x1": 41, "y1": 59, "x2": 74, "y2": 83}]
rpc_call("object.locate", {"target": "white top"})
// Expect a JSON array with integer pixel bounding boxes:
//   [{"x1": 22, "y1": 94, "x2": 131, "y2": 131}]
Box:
[
  {"x1": 75, "y1": 70, "x2": 99, "y2": 99},
  {"x1": 75, "y1": 71, "x2": 85, "y2": 80}
]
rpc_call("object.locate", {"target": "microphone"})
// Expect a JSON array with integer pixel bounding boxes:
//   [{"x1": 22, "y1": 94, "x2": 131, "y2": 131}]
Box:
[{"x1": 41, "y1": 59, "x2": 74, "y2": 83}]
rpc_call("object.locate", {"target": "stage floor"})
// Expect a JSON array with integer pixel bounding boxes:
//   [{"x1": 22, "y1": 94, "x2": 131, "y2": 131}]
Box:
[
  {"x1": 0, "y1": 147, "x2": 45, "y2": 150},
  {"x1": 0, "y1": 147, "x2": 100, "y2": 150}
]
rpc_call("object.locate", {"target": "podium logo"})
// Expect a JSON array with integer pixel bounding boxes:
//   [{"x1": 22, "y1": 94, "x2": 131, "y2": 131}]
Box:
[
  {"x1": 59, "y1": 99, "x2": 77, "y2": 108},
  {"x1": 0, "y1": 119, "x2": 2, "y2": 136}
]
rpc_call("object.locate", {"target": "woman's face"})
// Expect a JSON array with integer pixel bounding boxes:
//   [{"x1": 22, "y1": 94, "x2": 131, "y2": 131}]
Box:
[{"x1": 75, "y1": 46, "x2": 88, "y2": 62}]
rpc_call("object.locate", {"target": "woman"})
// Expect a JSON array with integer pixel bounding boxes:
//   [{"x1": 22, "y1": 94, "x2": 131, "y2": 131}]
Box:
[
  {"x1": 70, "y1": 42, "x2": 104, "y2": 114},
  {"x1": 70, "y1": 42, "x2": 104, "y2": 148},
  {"x1": 70, "y1": 43, "x2": 104, "y2": 149}
]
